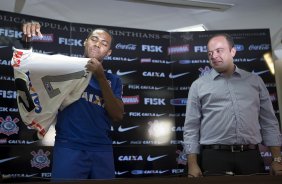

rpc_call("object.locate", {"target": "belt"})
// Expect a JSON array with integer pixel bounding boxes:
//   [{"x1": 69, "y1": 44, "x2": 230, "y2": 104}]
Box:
[{"x1": 202, "y1": 144, "x2": 258, "y2": 152}]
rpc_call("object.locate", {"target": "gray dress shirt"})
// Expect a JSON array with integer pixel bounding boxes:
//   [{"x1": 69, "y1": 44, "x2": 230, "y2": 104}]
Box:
[{"x1": 183, "y1": 66, "x2": 282, "y2": 154}]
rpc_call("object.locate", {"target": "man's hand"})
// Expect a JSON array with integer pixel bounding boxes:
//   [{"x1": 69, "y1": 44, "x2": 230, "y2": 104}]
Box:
[
  {"x1": 22, "y1": 22, "x2": 42, "y2": 42},
  {"x1": 187, "y1": 154, "x2": 203, "y2": 177},
  {"x1": 85, "y1": 58, "x2": 105, "y2": 79},
  {"x1": 188, "y1": 163, "x2": 203, "y2": 177},
  {"x1": 270, "y1": 161, "x2": 282, "y2": 175}
]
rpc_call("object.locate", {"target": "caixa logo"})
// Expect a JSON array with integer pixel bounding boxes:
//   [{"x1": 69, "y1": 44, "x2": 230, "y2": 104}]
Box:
[
  {"x1": 118, "y1": 155, "x2": 143, "y2": 161},
  {"x1": 0, "y1": 59, "x2": 11, "y2": 65},
  {"x1": 131, "y1": 170, "x2": 169, "y2": 175},
  {"x1": 142, "y1": 71, "x2": 165, "y2": 78},
  {"x1": 170, "y1": 98, "x2": 187, "y2": 106},
  {"x1": 144, "y1": 98, "x2": 166, "y2": 105},
  {"x1": 171, "y1": 126, "x2": 184, "y2": 132}
]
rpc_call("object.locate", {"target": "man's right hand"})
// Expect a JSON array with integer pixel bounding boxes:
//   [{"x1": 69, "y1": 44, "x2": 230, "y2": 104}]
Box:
[{"x1": 22, "y1": 22, "x2": 42, "y2": 42}]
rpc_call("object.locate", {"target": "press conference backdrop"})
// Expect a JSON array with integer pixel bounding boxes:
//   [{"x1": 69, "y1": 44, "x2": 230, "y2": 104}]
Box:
[{"x1": 0, "y1": 10, "x2": 280, "y2": 180}]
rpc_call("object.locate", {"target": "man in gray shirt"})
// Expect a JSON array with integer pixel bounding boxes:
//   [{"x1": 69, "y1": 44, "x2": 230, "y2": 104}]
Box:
[{"x1": 183, "y1": 33, "x2": 282, "y2": 177}]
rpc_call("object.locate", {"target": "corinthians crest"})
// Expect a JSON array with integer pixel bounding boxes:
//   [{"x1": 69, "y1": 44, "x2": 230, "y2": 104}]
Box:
[
  {"x1": 31, "y1": 149, "x2": 50, "y2": 169},
  {"x1": 0, "y1": 116, "x2": 19, "y2": 136}
]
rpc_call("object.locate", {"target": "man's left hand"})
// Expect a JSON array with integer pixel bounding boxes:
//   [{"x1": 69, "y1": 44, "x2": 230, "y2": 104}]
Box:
[{"x1": 270, "y1": 161, "x2": 282, "y2": 175}]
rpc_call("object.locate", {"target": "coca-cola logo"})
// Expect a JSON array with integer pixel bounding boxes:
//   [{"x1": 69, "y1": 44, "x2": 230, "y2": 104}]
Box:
[
  {"x1": 115, "y1": 43, "x2": 137, "y2": 50},
  {"x1": 248, "y1": 44, "x2": 270, "y2": 51}
]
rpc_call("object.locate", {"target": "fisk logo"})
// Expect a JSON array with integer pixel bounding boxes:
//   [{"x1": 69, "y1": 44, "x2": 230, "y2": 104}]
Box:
[
  {"x1": 142, "y1": 45, "x2": 163, "y2": 53},
  {"x1": 0, "y1": 28, "x2": 22, "y2": 38},
  {"x1": 0, "y1": 90, "x2": 17, "y2": 99},
  {"x1": 194, "y1": 46, "x2": 207, "y2": 52},
  {"x1": 59, "y1": 37, "x2": 83, "y2": 46},
  {"x1": 144, "y1": 98, "x2": 166, "y2": 105}
]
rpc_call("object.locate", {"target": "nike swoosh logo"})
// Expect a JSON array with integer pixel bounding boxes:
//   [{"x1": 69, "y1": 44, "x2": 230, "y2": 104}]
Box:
[
  {"x1": 26, "y1": 140, "x2": 38, "y2": 144},
  {"x1": 247, "y1": 58, "x2": 256, "y2": 62},
  {"x1": 154, "y1": 87, "x2": 164, "y2": 90},
  {"x1": 0, "y1": 156, "x2": 18, "y2": 164},
  {"x1": 147, "y1": 155, "x2": 167, "y2": 161},
  {"x1": 252, "y1": 70, "x2": 269, "y2": 75},
  {"x1": 165, "y1": 61, "x2": 176, "y2": 64},
  {"x1": 127, "y1": 58, "x2": 138, "y2": 62},
  {"x1": 169, "y1": 72, "x2": 190, "y2": 79},
  {"x1": 25, "y1": 173, "x2": 38, "y2": 177},
  {"x1": 0, "y1": 46, "x2": 8, "y2": 49},
  {"x1": 116, "y1": 70, "x2": 137, "y2": 76},
  {"x1": 116, "y1": 171, "x2": 128, "y2": 175},
  {"x1": 159, "y1": 170, "x2": 169, "y2": 174},
  {"x1": 118, "y1": 125, "x2": 139, "y2": 132},
  {"x1": 156, "y1": 113, "x2": 166, "y2": 117},
  {"x1": 116, "y1": 141, "x2": 127, "y2": 144}
]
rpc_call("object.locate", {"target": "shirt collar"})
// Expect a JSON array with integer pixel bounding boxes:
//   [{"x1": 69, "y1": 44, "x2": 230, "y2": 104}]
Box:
[{"x1": 211, "y1": 65, "x2": 242, "y2": 80}]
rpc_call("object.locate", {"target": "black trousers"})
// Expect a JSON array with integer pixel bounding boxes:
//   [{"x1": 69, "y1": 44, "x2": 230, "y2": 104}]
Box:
[{"x1": 200, "y1": 148, "x2": 266, "y2": 176}]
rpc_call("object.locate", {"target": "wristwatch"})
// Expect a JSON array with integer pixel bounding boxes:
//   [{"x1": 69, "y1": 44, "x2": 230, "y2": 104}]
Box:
[{"x1": 272, "y1": 156, "x2": 282, "y2": 163}]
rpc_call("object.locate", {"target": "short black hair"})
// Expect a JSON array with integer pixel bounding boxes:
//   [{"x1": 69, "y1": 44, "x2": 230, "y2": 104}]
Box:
[
  {"x1": 86, "y1": 28, "x2": 114, "y2": 49},
  {"x1": 207, "y1": 33, "x2": 234, "y2": 49}
]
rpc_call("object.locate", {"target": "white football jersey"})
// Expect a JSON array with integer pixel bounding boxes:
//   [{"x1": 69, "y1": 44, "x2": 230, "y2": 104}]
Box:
[{"x1": 11, "y1": 48, "x2": 91, "y2": 139}]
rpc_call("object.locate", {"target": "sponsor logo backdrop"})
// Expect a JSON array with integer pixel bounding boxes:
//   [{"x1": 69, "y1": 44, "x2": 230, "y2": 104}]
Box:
[{"x1": 0, "y1": 10, "x2": 279, "y2": 180}]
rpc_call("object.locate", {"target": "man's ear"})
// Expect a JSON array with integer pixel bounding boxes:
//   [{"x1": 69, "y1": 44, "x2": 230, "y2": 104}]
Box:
[
  {"x1": 106, "y1": 49, "x2": 112, "y2": 56},
  {"x1": 84, "y1": 39, "x2": 87, "y2": 46},
  {"x1": 231, "y1": 47, "x2": 236, "y2": 57}
]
